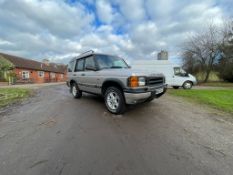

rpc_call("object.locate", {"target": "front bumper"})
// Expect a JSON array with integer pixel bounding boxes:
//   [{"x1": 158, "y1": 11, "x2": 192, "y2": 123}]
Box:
[
  {"x1": 124, "y1": 84, "x2": 167, "y2": 104},
  {"x1": 193, "y1": 79, "x2": 198, "y2": 85}
]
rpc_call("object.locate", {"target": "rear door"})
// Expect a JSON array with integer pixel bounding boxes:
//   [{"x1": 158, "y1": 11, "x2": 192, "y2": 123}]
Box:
[{"x1": 73, "y1": 58, "x2": 85, "y2": 90}]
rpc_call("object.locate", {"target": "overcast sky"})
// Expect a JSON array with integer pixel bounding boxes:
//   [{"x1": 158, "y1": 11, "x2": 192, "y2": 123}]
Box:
[{"x1": 0, "y1": 0, "x2": 232, "y2": 64}]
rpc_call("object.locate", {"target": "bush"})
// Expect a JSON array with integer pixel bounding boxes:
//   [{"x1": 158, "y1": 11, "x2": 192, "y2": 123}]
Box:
[{"x1": 219, "y1": 62, "x2": 233, "y2": 82}]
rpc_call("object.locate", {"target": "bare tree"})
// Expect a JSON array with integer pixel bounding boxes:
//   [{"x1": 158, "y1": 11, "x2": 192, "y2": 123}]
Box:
[
  {"x1": 182, "y1": 51, "x2": 198, "y2": 74},
  {"x1": 219, "y1": 19, "x2": 233, "y2": 81},
  {"x1": 182, "y1": 23, "x2": 222, "y2": 82}
]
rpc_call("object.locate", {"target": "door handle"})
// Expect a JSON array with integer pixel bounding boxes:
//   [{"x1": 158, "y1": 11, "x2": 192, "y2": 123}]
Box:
[
  {"x1": 73, "y1": 74, "x2": 76, "y2": 76},
  {"x1": 81, "y1": 73, "x2": 85, "y2": 76}
]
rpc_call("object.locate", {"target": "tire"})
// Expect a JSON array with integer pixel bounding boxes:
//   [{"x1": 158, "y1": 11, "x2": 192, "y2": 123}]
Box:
[
  {"x1": 173, "y1": 86, "x2": 179, "y2": 89},
  {"x1": 71, "y1": 82, "x2": 82, "y2": 98},
  {"x1": 104, "y1": 87, "x2": 126, "y2": 115},
  {"x1": 145, "y1": 96, "x2": 154, "y2": 102},
  {"x1": 145, "y1": 92, "x2": 155, "y2": 102},
  {"x1": 182, "y1": 81, "x2": 193, "y2": 89}
]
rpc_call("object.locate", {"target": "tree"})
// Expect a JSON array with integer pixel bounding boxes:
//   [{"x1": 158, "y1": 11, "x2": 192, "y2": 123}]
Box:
[
  {"x1": 218, "y1": 20, "x2": 233, "y2": 82},
  {"x1": 182, "y1": 23, "x2": 222, "y2": 82},
  {"x1": 182, "y1": 51, "x2": 200, "y2": 74},
  {"x1": 0, "y1": 56, "x2": 14, "y2": 82}
]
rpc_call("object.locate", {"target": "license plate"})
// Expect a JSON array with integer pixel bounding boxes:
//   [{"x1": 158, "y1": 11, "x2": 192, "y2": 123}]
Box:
[{"x1": 156, "y1": 88, "x2": 163, "y2": 94}]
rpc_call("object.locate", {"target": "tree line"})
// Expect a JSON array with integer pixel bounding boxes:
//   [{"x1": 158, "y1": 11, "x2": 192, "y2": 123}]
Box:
[{"x1": 182, "y1": 19, "x2": 233, "y2": 82}]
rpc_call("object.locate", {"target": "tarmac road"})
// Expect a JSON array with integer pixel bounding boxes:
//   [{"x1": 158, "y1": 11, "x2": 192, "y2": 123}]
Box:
[{"x1": 0, "y1": 85, "x2": 233, "y2": 175}]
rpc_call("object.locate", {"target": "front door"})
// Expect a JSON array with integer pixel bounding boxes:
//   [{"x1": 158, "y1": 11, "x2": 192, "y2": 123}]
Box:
[
  {"x1": 172, "y1": 67, "x2": 186, "y2": 86},
  {"x1": 82, "y1": 56, "x2": 100, "y2": 94}
]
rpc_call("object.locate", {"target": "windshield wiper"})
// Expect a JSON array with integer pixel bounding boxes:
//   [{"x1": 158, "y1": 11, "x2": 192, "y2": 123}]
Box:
[
  {"x1": 110, "y1": 66, "x2": 123, "y2": 69},
  {"x1": 100, "y1": 67, "x2": 110, "y2": 70}
]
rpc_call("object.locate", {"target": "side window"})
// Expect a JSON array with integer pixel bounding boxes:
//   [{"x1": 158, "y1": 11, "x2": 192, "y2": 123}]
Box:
[
  {"x1": 68, "y1": 61, "x2": 74, "y2": 72},
  {"x1": 74, "y1": 59, "x2": 84, "y2": 72},
  {"x1": 174, "y1": 67, "x2": 188, "y2": 77},
  {"x1": 174, "y1": 67, "x2": 181, "y2": 76},
  {"x1": 84, "y1": 56, "x2": 96, "y2": 70}
]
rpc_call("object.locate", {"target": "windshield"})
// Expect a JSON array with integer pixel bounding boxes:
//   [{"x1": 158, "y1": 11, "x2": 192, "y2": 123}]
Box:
[{"x1": 95, "y1": 55, "x2": 129, "y2": 69}]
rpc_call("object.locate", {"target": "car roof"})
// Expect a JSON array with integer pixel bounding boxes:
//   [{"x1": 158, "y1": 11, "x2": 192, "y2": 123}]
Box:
[{"x1": 70, "y1": 52, "x2": 120, "y2": 62}]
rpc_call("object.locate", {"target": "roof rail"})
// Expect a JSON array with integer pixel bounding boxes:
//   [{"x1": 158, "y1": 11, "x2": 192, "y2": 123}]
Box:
[{"x1": 81, "y1": 50, "x2": 94, "y2": 55}]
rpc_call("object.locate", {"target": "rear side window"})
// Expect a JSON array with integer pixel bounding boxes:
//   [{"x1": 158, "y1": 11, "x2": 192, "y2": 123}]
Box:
[
  {"x1": 68, "y1": 61, "x2": 74, "y2": 72},
  {"x1": 74, "y1": 59, "x2": 84, "y2": 72}
]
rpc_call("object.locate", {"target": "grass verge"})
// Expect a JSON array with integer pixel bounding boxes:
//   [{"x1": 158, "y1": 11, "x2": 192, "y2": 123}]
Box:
[
  {"x1": 199, "y1": 82, "x2": 233, "y2": 88},
  {"x1": 0, "y1": 88, "x2": 32, "y2": 108},
  {"x1": 168, "y1": 89, "x2": 233, "y2": 114}
]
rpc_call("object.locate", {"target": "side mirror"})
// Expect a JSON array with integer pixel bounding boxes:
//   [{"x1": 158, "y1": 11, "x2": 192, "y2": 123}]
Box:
[{"x1": 86, "y1": 65, "x2": 97, "y2": 71}]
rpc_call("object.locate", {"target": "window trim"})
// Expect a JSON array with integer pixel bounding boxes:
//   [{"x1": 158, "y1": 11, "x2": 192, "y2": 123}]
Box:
[
  {"x1": 22, "y1": 71, "x2": 30, "y2": 79},
  {"x1": 38, "y1": 71, "x2": 44, "y2": 78},
  {"x1": 50, "y1": 72, "x2": 56, "y2": 79}
]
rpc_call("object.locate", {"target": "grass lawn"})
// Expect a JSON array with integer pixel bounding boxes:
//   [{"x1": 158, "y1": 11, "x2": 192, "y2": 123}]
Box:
[
  {"x1": 199, "y1": 82, "x2": 233, "y2": 88},
  {"x1": 0, "y1": 88, "x2": 32, "y2": 108},
  {"x1": 168, "y1": 89, "x2": 233, "y2": 114}
]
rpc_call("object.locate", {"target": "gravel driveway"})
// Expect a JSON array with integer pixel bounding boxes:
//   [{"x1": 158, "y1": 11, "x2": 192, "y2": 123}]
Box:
[{"x1": 0, "y1": 85, "x2": 233, "y2": 175}]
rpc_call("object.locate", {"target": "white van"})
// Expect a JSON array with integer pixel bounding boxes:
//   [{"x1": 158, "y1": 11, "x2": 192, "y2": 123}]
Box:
[{"x1": 131, "y1": 60, "x2": 197, "y2": 89}]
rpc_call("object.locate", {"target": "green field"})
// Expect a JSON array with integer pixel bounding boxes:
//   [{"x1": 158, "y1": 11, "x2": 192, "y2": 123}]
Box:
[
  {"x1": 0, "y1": 88, "x2": 31, "y2": 108},
  {"x1": 199, "y1": 82, "x2": 233, "y2": 88},
  {"x1": 168, "y1": 89, "x2": 233, "y2": 114}
]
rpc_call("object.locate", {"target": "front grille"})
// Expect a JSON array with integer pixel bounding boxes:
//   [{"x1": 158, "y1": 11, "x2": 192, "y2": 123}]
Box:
[{"x1": 147, "y1": 77, "x2": 164, "y2": 86}]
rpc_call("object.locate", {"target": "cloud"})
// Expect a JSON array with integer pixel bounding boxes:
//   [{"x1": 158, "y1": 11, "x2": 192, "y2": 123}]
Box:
[
  {"x1": 115, "y1": 0, "x2": 146, "y2": 21},
  {"x1": 96, "y1": 0, "x2": 114, "y2": 24},
  {"x1": 0, "y1": 0, "x2": 231, "y2": 64}
]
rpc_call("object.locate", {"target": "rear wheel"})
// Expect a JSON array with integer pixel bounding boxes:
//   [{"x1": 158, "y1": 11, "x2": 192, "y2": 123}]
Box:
[
  {"x1": 173, "y1": 86, "x2": 179, "y2": 89},
  {"x1": 182, "y1": 81, "x2": 193, "y2": 89},
  {"x1": 71, "y1": 82, "x2": 82, "y2": 98},
  {"x1": 104, "y1": 87, "x2": 126, "y2": 114}
]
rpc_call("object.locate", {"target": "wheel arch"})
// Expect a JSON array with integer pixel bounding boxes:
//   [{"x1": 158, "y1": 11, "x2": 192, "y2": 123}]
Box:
[
  {"x1": 69, "y1": 79, "x2": 77, "y2": 93},
  {"x1": 101, "y1": 79, "x2": 125, "y2": 96},
  {"x1": 182, "y1": 80, "x2": 193, "y2": 89},
  {"x1": 69, "y1": 79, "x2": 77, "y2": 86},
  {"x1": 182, "y1": 80, "x2": 193, "y2": 86}
]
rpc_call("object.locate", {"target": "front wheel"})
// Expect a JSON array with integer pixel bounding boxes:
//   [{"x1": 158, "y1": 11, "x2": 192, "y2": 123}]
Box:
[
  {"x1": 71, "y1": 83, "x2": 82, "y2": 98},
  {"x1": 104, "y1": 87, "x2": 126, "y2": 115},
  {"x1": 183, "y1": 81, "x2": 193, "y2": 89}
]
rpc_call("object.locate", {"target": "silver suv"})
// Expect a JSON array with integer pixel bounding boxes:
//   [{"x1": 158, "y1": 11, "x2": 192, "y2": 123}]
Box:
[{"x1": 67, "y1": 50, "x2": 167, "y2": 114}]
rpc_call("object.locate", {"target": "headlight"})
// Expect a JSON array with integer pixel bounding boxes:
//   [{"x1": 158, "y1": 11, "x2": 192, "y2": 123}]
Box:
[
  {"x1": 128, "y1": 76, "x2": 146, "y2": 87},
  {"x1": 138, "y1": 77, "x2": 146, "y2": 86}
]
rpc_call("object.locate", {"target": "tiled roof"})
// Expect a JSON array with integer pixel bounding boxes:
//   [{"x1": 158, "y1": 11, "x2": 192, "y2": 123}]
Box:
[{"x1": 0, "y1": 52, "x2": 67, "y2": 74}]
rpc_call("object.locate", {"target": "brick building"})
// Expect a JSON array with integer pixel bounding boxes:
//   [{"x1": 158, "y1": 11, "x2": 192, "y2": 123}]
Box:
[{"x1": 0, "y1": 52, "x2": 67, "y2": 84}]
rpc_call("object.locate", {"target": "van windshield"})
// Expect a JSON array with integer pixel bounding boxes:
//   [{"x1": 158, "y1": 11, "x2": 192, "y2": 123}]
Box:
[
  {"x1": 95, "y1": 55, "x2": 129, "y2": 69},
  {"x1": 174, "y1": 67, "x2": 188, "y2": 77}
]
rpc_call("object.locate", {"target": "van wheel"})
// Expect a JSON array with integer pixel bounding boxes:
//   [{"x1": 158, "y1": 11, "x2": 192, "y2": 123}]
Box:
[
  {"x1": 71, "y1": 83, "x2": 82, "y2": 98},
  {"x1": 183, "y1": 81, "x2": 192, "y2": 89},
  {"x1": 173, "y1": 86, "x2": 179, "y2": 89},
  {"x1": 104, "y1": 87, "x2": 126, "y2": 115}
]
